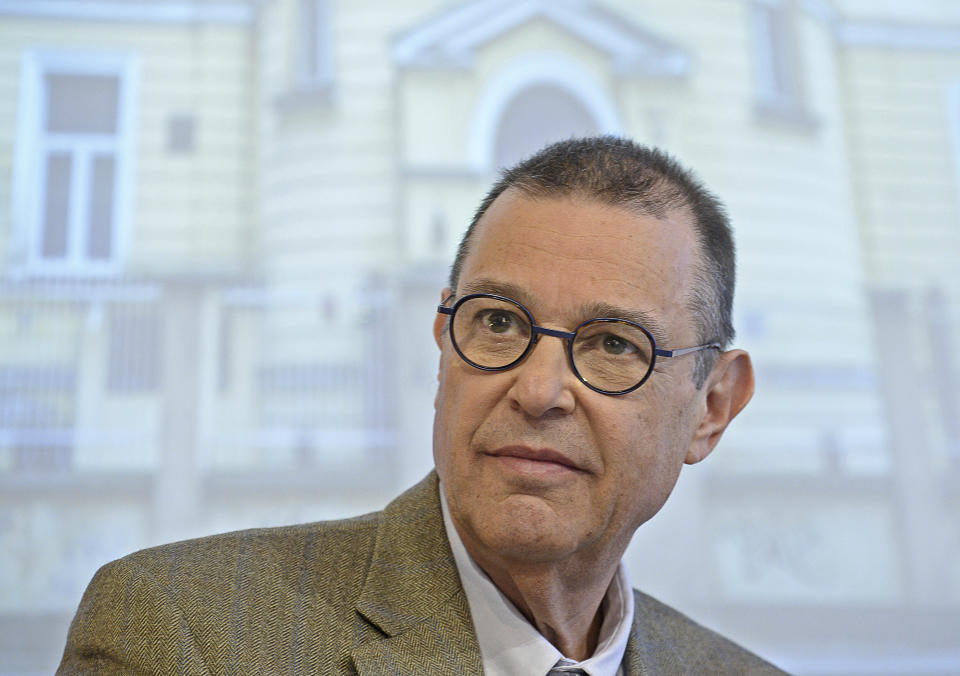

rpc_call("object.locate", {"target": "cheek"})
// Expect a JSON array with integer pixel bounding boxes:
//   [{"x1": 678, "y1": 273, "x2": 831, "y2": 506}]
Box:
[
  {"x1": 604, "y1": 397, "x2": 688, "y2": 498},
  {"x1": 432, "y1": 353, "x2": 455, "y2": 470},
  {"x1": 432, "y1": 355, "x2": 486, "y2": 465},
  {"x1": 610, "y1": 431, "x2": 686, "y2": 532},
  {"x1": 433, "y1": 363, "x2": 520, "y2": 479},
  {"x1": 433, "y1": 357, "x2": 446, "y2": 412}
]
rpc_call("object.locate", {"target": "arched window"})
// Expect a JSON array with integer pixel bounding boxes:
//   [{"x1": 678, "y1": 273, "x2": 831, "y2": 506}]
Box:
[{"x1": 492, "y1": 83, "x2": 599, "y2": 169}]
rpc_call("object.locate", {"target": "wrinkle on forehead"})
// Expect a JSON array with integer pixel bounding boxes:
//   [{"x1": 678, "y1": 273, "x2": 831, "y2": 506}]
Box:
[
  {"x1": 480, "y1": 200, "x2": 696, "y2": 268},
  {"x1": 493, "y1": 223, "x2": 644, "y2": 257}
]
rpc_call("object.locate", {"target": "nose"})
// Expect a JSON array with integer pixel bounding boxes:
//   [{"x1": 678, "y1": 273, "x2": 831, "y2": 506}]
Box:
[{"x1": 506, "y1": 333, "x2": 577, "y2": 418}]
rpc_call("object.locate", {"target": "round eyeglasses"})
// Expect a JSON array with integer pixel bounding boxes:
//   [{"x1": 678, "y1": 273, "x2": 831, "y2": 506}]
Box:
[{"x1": 437, "y1": 293, "x2": 720, "y2": 395}]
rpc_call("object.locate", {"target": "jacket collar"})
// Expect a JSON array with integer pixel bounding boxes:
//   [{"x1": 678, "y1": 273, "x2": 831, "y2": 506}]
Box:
[{"x1": 352, "y1": 472, "x2": 484, "y2": 675}]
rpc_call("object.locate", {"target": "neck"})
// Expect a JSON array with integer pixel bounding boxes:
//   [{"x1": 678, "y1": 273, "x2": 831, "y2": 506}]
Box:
[{"x1": 470, "y1": 550, "x2": 619, "y2": 661}]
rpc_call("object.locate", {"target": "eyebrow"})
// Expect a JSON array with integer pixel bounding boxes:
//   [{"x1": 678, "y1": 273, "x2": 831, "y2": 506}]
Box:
[
  {"x1": 457, "y1": 278, "x2": 671, "y2": 345},
  {"x1": 459, "y1": 279, "x2": 530, "y2": 303},
  {"x1": 580, "y1": 301, "x2": 669, "y2": 345}
]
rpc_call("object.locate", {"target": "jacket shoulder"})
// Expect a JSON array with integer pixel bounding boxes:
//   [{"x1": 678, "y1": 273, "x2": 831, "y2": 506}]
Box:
[
  {"x1": 127, "y1": 511, "x2": 380, "y2": 591},
  {"x1": 59, "y1": 512, "x2": 383, "y2": 675},
  {"x1": 629, "y1": 590, "x2": 791, "y2": 675}
]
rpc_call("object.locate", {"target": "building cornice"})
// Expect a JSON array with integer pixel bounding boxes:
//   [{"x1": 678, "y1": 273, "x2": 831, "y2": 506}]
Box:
[
  {"x1": 4, "y1": 0, "x2": 957, "y2": 53},
  {"x1": 801, "y1": 0, "x2": 960, "y2": 51},
  {"x1": 393, "y1": 0, "x2": 690, "y2": 77},
  {"x1": 839, "y1": 21, "x2": 960, "y2": 51},
  {"x1": 0, "y1": 0, "x2": 254, "y2": 24}
]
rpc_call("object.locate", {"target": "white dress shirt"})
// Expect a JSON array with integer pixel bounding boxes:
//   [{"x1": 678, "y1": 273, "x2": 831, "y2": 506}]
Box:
[{"x1": 440, "y1": 484, "x2": 634, "y2": 676}]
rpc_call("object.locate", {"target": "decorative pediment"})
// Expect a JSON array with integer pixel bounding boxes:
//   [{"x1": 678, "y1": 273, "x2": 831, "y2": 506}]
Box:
[{"x1": 393, "y1": 0, "x2": 690, "y2": 77}]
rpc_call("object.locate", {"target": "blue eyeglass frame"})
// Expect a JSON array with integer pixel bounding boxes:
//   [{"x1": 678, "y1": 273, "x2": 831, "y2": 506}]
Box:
[{"x1": 437, "y1": 293, "x2": 721, "y2": 395}]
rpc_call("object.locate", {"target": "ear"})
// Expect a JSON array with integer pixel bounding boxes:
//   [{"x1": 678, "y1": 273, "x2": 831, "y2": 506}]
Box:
[
  {"x1": 433, "y1": 288, "x2": 453, "y2": 349},
  {"x1": 685, "y1": 349, "x2": 755, "y2": 465}
]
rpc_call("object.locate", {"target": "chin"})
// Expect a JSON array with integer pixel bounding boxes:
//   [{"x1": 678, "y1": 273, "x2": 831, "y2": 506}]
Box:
[{"x1": 472, "y1": 498, "x2": 585, "y2": 563}]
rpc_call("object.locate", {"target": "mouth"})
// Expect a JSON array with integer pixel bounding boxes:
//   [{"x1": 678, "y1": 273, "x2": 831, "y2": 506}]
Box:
[{"x1": 484, "y1": 445, "x2": 587, "y2": 477}]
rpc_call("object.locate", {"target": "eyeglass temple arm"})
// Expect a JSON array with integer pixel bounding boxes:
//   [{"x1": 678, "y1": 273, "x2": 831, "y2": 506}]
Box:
[{"x1": 655, "y1": 343, "x2": 722, "y2": 358}]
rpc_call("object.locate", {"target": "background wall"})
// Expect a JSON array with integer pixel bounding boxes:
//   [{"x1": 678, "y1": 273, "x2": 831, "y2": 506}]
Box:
[{"x1": 0, "y1": 1, "x2": 958, "y2": 674}]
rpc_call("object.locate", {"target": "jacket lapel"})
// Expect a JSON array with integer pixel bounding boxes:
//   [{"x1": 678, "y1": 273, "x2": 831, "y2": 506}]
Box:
[
  {"x1": 622, "y1": 619, "x2": 649, "y2": 676},
  {"x1": 351, "y1": 472, "x2": 483, "y2": 675}
]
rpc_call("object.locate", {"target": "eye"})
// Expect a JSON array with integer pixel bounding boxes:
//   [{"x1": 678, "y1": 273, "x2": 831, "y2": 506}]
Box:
[
  {"x1": 601, "y1": 333, "x2": 636, "y2": 355},
  {"x1": 483, "y1": 310, "x2": 514, "y2": 333}
]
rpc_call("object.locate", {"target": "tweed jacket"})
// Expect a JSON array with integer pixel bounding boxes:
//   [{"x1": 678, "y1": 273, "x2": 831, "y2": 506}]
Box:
[{"x1": 58, "y1": 472, "x2": 788, "y2": 675}]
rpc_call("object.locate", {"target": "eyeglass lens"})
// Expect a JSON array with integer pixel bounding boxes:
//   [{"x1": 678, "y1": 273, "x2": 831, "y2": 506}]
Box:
[{"x1": 449, "y1": 295, "x2": 655, "y2": 393}]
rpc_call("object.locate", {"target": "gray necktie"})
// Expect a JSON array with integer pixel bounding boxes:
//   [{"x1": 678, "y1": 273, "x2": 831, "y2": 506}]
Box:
[{"x1": 547, "y1": 657, "x2": 588, "y2": 675}]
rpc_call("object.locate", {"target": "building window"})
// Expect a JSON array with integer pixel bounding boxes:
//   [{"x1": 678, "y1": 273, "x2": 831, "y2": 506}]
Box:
[
  {"x1": 107, "y1": 305, "x2": 163, "y2": 393},
  {"x1": 13, "y1": 51, "x2": 137, "y2": 275},
  {"x1": 0, "y1": 366, "x2": 76, "y2": 472},
  {"x1": 750, "y1": 0, "x2": 805, "y2": 117},
  {"x1": 297, "y1": 0, "x2": 332, "y2": 87},
  {"x1": 492, "y1": 84, "x2": 599, "y2": 170}
]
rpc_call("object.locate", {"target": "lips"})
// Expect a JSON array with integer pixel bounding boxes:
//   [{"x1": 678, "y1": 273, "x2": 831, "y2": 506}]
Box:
[{"x1": 485, "y1": 445, "x2": 587, "y2": 473}]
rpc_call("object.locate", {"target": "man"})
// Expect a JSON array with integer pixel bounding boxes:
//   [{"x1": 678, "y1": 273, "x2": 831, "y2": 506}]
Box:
[{"x1": 58, "y1": 137, "x2": 788, "y2": 674}]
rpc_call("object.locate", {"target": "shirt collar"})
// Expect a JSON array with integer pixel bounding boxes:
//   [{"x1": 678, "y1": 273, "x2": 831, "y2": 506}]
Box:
[{"x1": 439, "y1": 482, "x2": 634, "y2": 676}]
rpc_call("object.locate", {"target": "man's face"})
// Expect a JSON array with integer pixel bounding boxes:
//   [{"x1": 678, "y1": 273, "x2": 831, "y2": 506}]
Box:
[{"x1": 432, "y1": 189, "x2": 712, "y2": 569}]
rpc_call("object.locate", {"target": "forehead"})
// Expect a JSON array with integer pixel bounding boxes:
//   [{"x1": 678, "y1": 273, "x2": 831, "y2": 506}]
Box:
[{"x1": 460, "y1": 190, "x2": 699, "y2": 329}]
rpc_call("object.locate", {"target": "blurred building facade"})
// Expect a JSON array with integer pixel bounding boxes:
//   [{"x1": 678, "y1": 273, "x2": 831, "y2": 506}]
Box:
[{"x1": 0, "y1": 0, "x2": 958, "y2": 673}]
